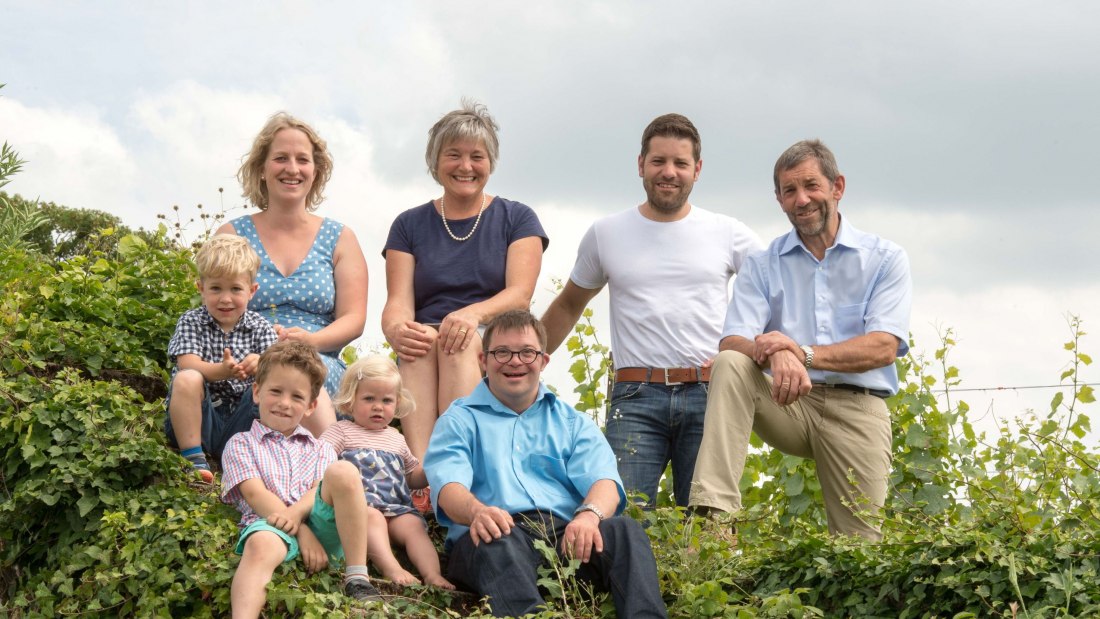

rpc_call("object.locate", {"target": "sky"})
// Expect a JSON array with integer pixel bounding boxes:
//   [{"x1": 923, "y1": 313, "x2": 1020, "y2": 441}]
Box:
[{"x1": 2, "y1": 1, "x2": 1098, "y2": 439}]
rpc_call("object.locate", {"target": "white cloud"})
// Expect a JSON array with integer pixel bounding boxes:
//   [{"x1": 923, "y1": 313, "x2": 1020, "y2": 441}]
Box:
[{"x1": 0, "y1": 97, "x2": 137, "y2": 213}]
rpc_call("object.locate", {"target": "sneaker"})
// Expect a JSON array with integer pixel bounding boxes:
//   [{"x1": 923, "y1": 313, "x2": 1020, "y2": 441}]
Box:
[
  {"x1": 194, "y1": 466, "x2": 214, "y2": 484},
  {"x1": 344, "y1": 578, "x2": 382, "y2": 602},
  {"x1": 411, "y1": 487, "x2": 432, "y2": 515}
]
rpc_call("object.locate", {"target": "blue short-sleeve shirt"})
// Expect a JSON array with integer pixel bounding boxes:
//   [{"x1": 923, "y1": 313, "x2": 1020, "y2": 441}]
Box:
[{"x1": 423, "y1": 380, "x2": 625, "y2": 547}]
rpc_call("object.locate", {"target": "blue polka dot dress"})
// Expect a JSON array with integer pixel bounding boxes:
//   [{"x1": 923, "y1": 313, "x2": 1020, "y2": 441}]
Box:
[{"x1": 232, "y1": 215, "x2": 347, "y2": 394}]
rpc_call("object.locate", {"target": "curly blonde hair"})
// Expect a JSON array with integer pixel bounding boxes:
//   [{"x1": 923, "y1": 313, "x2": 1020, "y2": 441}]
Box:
[
  {"x1": 332, "y1": 355, "x2": 416, "y2": 419},
  {"x1": 237, "y1": 112, "x2": 333, "y2": 210}
]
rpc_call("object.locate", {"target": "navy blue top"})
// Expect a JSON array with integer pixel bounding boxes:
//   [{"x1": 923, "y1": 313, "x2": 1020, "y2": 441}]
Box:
[{"x1": 383, "y1": 197, "x2": 548, "y2": 324}]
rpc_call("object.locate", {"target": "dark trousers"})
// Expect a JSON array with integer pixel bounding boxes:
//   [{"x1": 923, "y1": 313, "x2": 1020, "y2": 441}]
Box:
[{"x1": 447, "y1": 510, "x2": 667, "y2": 618}]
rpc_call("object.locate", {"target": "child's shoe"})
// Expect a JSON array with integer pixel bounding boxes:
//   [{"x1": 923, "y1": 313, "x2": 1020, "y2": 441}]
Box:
[
  {"x1": 411, "y1": 487, "x2": 432, "y2": 515},
  {"x1": 181, "y1": 447, "x2": 214, "y2": 484},
  {"x1": 194, "y1": 466, "x2": 214, "y2": 484},
  {"x1": 344, "y1": 578, "x2": 382, "y2": 602}
]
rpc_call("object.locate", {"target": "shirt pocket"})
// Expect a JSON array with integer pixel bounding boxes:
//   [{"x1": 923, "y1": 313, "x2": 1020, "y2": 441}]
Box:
[
  {"x1": 526, "y1": 454, "x2": 576, "y2": 501},
  {"x1": 835, "y1": 302, "x2": 867, "y2": 335}
]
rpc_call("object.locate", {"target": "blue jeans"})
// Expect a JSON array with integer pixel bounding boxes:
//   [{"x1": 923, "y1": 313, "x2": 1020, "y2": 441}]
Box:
[
  {"x1": 605, "y1": 382, "x2": 708, "y2": 507},
  {"x1": 446, "y1": 511, "x2": 667, "y2": 618},
  {"x1": 163, "y1": 386, "x2": 258, "y2": 461}
]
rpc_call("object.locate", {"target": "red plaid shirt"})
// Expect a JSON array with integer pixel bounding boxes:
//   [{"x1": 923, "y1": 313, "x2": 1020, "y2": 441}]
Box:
[{"x1": 221, "y1": 419, "x2": 336, "y2": 528}]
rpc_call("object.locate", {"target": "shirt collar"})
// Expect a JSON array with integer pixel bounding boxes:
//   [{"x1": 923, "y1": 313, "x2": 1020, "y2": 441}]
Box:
[
  {"x1": 779, "y1": 213, "x2": 858, "y2": 256},
  {"x1": 248, "y1": 418, "x2": 316, "y2": 443},
  {"x1": 463, "y1": 379, "x2": 557, "y2": 416}
]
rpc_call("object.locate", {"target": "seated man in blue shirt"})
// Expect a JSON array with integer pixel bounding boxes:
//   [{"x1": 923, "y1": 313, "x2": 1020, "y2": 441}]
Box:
[
  {"x1": 425, "y1": 309, "x2": 667, "y2": 618},
  {"x1": 689, "y1": 139, "x2": 913, "y2": 541}
]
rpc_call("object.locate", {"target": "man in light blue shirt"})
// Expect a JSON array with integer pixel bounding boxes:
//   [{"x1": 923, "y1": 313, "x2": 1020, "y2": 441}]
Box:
[
  {"x1": 425, "y1": 309, "x2": 667, "y2": 618},
  {"x1": 689, "y1": 139, "x2": 912, "y2": 540}
]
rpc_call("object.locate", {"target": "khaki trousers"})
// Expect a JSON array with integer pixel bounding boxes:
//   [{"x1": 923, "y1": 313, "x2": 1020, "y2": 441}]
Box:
[{"x1": 689, "y1": 350, "x2": 892, "y2": 540}]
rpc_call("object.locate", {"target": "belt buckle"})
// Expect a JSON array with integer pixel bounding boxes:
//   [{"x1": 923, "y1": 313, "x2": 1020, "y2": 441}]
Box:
[{"x1": 663, "y1": 369, "x2": 684, "y2": 386}]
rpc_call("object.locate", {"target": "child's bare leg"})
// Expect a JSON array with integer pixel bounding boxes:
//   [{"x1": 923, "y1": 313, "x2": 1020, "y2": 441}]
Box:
[
  {"x1": 389, "y1": 513, "x2": 454, "y2": 589},
  {"x1": 366, "y1": 507, "x2": 421, "y2": 585},
  {"x1": 321, "y1": 461, "x2": 368, "y2": 567},
  {"x1": 168, "y1": 369, "x2": 212, "y2": 481},
  {"x1": 231, "y1": 531, "x2": 287, "y2": 619},
  {"x1": 168, "y1": 370, "x2": 205, "y2": 448}
]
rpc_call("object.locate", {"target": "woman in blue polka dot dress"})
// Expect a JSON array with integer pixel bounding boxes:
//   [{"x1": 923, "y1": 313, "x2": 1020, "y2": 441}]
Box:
[{"x1": 218, "y1": 113, "x2": 369, "y2": 437}]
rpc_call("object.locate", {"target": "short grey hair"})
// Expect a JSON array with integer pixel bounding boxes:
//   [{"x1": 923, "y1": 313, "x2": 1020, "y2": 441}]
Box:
[
  {"x1": 425, "y1": 99, "x2": 500, "y2": 183},
  {"x1": 773, "y1": 139, "x2": 840, "y2": 192}
]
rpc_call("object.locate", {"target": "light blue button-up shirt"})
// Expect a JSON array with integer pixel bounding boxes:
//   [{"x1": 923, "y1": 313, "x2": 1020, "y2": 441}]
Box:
[
  {"x1": 722, "y1": 215, "x2": 912, "y2": 394},
  {"x1": 424, "y1": 380, "x2": 626, "y2": 546}
]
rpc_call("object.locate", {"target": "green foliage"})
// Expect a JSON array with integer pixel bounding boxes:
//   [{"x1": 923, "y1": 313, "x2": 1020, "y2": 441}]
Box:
[
  {"x1": 560, "y1": 308, "x2": 1099, "y2": 617},
  {"x1": 1, "y1": 184, "x2": 1097, "y2": 614},
  {"x1": 2, "y1": 192, "x2": 147, "y2": 260},
  {"x1": 556, "y1": 278, "x2": 611, "y2": 420}
]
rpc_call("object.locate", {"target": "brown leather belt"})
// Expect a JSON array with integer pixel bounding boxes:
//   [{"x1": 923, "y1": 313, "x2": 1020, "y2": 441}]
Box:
[{"x1": 614, "y1": 366, "x2": 711, "y2": 385}]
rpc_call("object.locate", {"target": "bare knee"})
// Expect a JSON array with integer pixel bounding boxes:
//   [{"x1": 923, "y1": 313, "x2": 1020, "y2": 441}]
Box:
[
  {"x1": 323, "y1": 460, "x2": 361, "y2": 493},
  {"x1": 241, "y1": 531, "x2": 289, "y2": 566},
  {"x1": 171, "y1": 369, "x2": 205, "y2": 396}
]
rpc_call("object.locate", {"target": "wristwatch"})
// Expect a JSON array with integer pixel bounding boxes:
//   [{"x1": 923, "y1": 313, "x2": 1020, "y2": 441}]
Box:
[
  {"x1": 799, "y1": 345, "x2": 815, "y2": 369},
  {"x1": 574, "y1": 503, "x2": 605, "y2": 521}
]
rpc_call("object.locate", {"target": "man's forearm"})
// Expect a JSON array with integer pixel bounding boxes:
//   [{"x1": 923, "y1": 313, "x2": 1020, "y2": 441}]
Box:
[
  {"x1": 805, "y1": 332, "x2": 899, "y2": 374},
  {"x1": 437, "y1": 482, "x2": 488, "y2": 526}
]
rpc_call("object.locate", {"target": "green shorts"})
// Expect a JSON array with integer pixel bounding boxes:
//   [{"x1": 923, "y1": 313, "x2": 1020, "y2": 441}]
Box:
[{"x1": 235, "y1": 483, "x2": 344, "y2": 563}]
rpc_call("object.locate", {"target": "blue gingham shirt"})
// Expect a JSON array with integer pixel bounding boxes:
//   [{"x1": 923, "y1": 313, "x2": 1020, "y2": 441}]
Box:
[{"x1": 167, "y1": 306, "x2": 278, "y2": 404}]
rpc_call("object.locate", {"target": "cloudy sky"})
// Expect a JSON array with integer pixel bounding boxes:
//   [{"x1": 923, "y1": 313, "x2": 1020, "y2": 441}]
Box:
[{"x1": 3, "y1": 1, "x2": 1098, "y2": 437}]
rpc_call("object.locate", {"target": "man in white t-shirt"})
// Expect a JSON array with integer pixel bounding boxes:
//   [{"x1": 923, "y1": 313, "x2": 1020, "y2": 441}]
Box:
[{"x1": 541, "y1": 114, "x2": 763, "y2": 507}]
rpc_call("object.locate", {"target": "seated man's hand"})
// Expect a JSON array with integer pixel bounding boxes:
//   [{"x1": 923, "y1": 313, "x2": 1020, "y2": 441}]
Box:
[
  {"x1": 769, "y1": 349, "x2": 812, "y2": 406},
  {"x1": 562, "y1": 510, "x2": 603, "y2": 563},
  {"x1": 469, "y1": 504, "x2": 514, "y2": 547},
  {"x1": 297, "y1": 526, "x2": 328, "y2": 574}
]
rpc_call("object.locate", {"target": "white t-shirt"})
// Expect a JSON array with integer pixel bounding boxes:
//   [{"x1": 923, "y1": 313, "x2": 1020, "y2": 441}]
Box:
[{"x1": 569, "y1": 205, "x2": 764, "y2": 368}]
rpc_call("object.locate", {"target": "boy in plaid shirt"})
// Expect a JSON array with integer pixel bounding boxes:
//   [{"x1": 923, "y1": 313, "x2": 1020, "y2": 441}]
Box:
[
  {"x1": 222, "y1": 341, "x2": 381, "y2": 614},
  {"x1": 165, "y1": 234, "x2": 278, "y2": 481}
]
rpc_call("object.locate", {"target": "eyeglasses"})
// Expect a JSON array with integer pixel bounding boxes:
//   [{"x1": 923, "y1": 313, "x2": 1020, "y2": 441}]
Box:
[{"x1": 487, "y1": 347, "x2": 544, "y2": 364}]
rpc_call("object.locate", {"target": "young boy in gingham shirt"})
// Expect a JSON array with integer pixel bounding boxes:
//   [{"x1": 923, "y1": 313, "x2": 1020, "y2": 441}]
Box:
[
  {"x1": 222, "y1": 341, "x2": 381, "y2": 615},
  {"x1": 164, "y1": 234, "x2": 277, "y2": 481}
]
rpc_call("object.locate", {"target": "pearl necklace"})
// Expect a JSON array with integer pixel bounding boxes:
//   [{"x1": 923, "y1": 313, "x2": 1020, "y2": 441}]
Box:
[{"x1": 439, "y1": 193, "x2": 488, "y2": 242}]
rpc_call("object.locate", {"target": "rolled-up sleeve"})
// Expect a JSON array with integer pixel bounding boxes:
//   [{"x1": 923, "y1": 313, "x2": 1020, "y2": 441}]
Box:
[{"x1": 424, "y1": 412, "x2": 475, "y2": 529}]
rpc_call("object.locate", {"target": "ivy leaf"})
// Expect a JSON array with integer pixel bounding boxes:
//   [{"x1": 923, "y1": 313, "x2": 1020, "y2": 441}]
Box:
[
  {"x1": 915, "y1": 484, "x2": 950, "y2": 514},
  {"x1": 77, "y1": 494, "x2": 99, "y2": 517},
  {"x1": 905, "y1": 423, "x2": 931, "y2": 449},
  {"x1": 785, "y1": 473, "x2": 805, "y2": 496},
  {"x1": 1076, "y1": 385, "x2": 1095, "y2": 404}
]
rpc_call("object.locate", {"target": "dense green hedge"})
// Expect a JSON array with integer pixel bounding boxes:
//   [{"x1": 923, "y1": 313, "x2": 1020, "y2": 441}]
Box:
[{"x1": 1, "y1": 204, "x2": 1097, "y2": 617}]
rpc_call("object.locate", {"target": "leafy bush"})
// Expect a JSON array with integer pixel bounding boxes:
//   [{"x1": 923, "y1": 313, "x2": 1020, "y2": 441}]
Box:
[{"x1": 0, "y1": 185, "x2": 1096, "y2": 615}]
